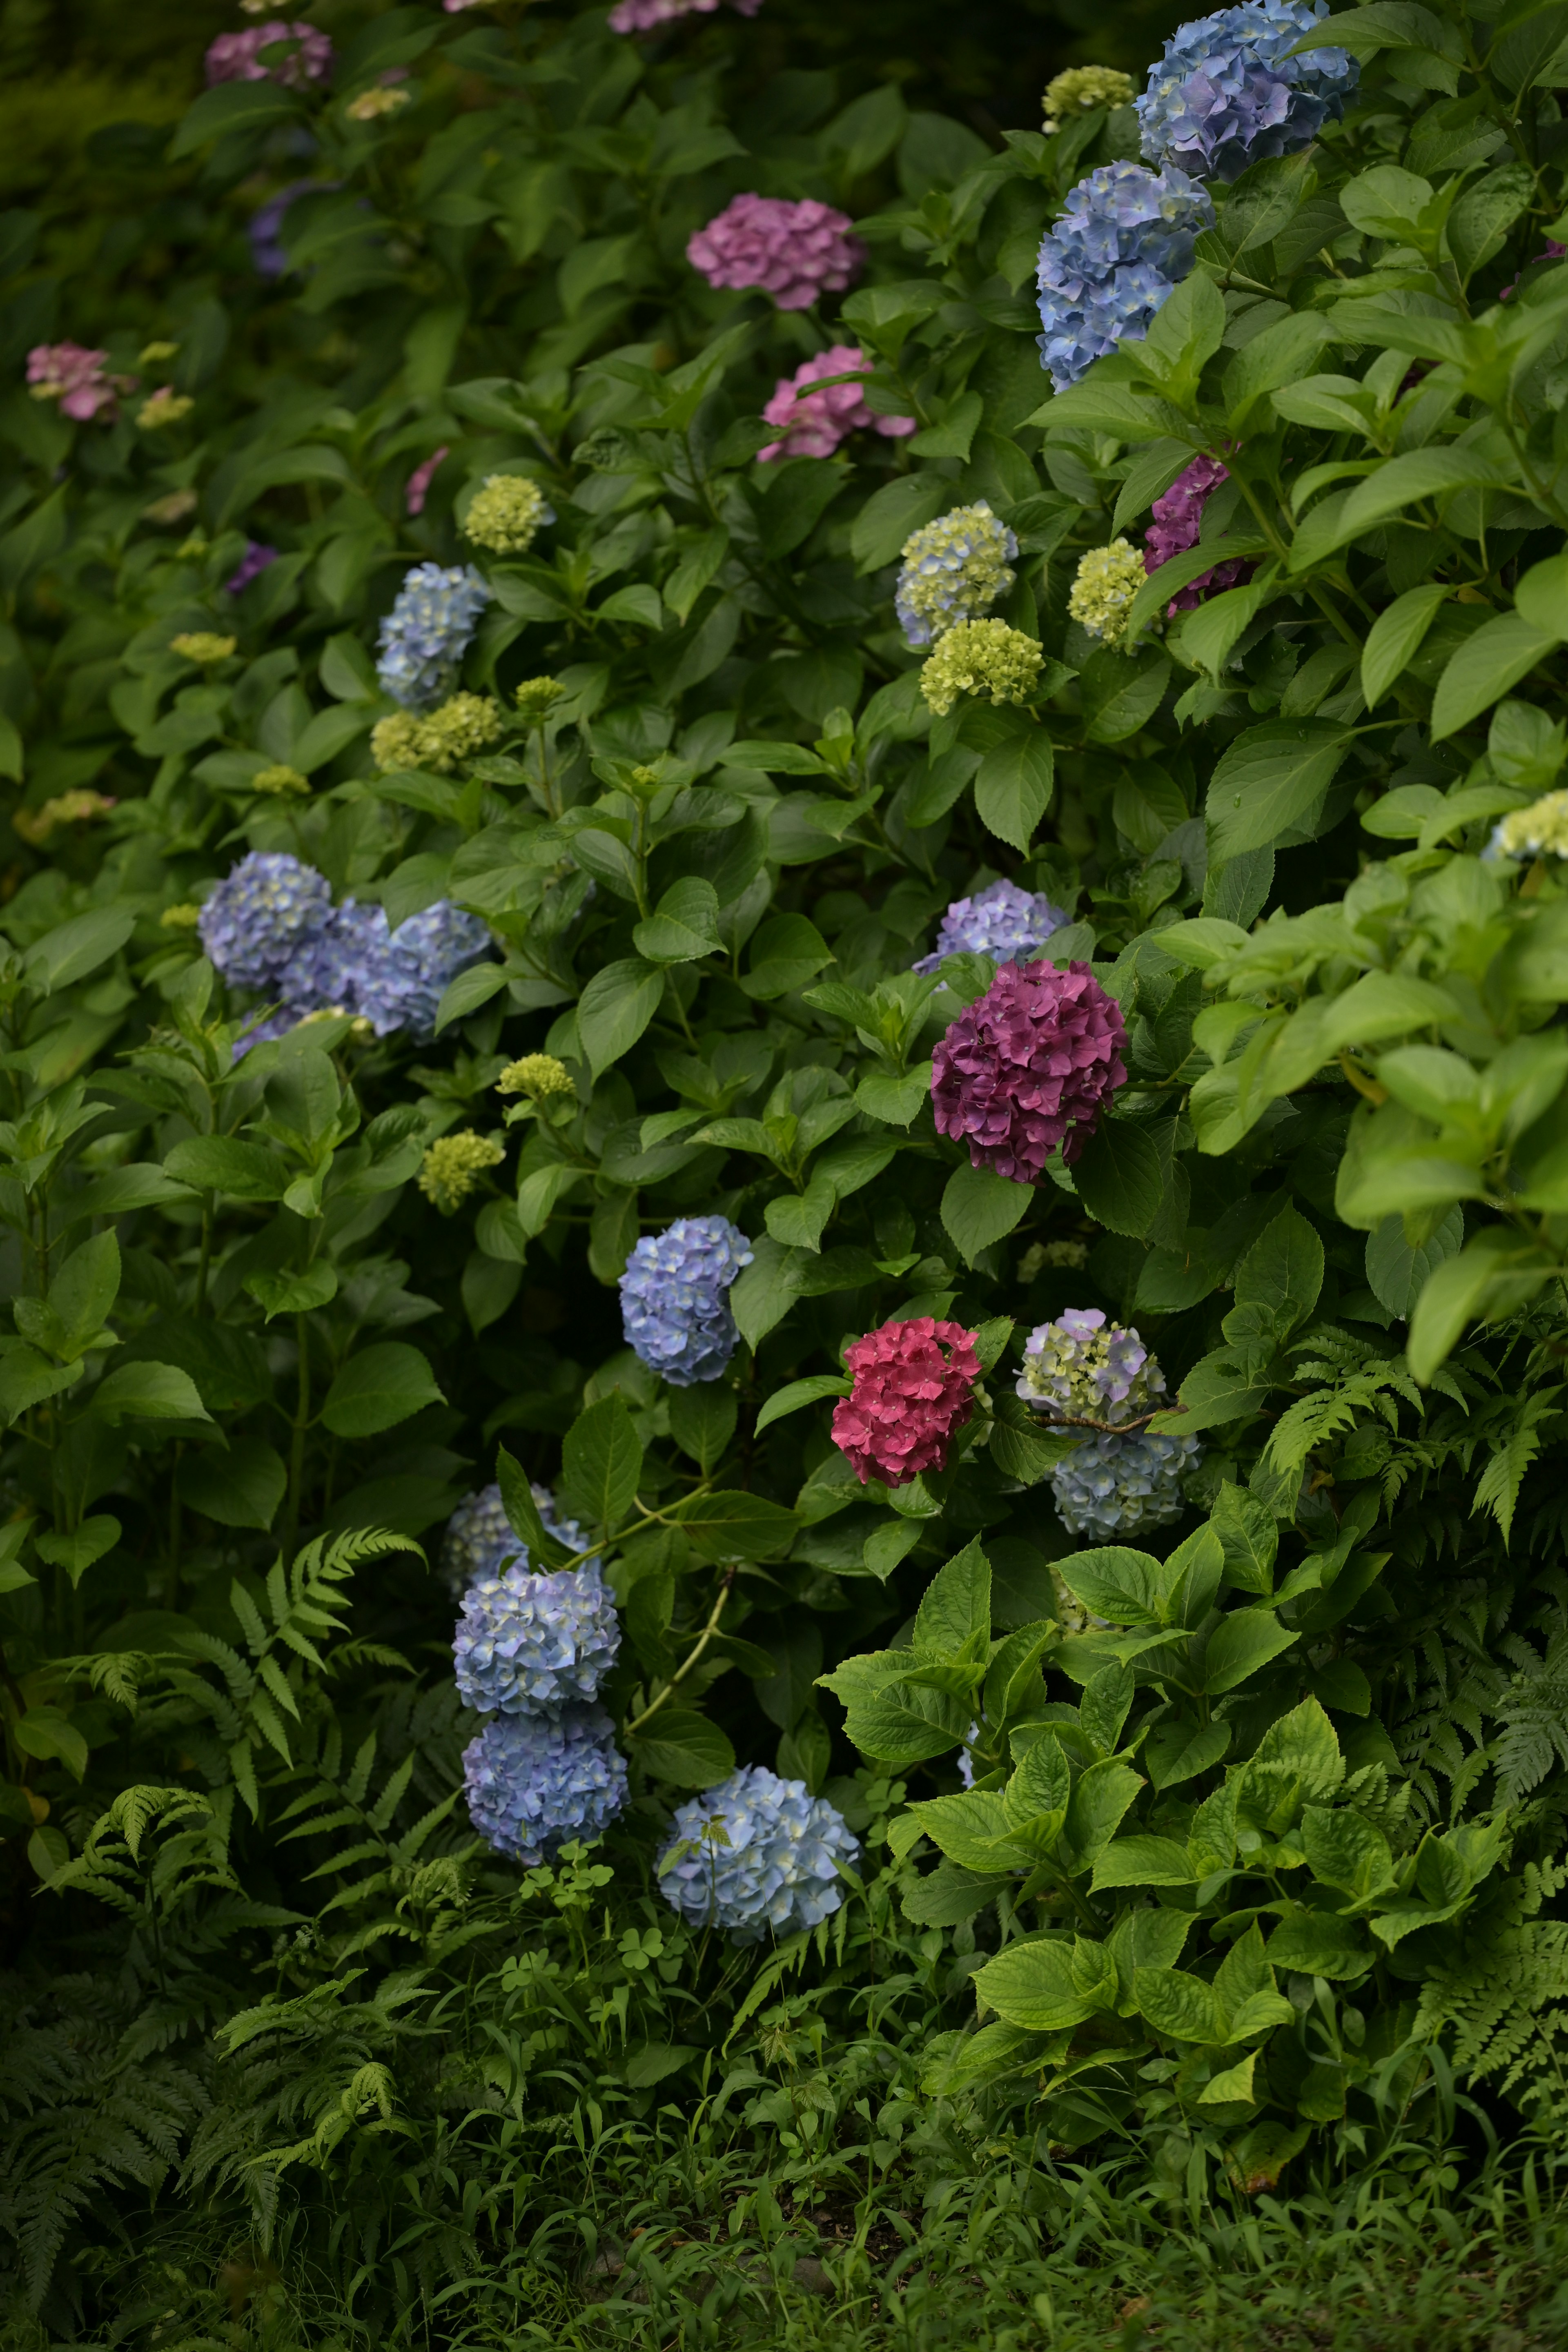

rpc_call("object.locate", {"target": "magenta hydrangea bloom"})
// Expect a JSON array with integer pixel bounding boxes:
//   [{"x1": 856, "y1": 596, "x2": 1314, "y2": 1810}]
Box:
[
  {"x1": 26, "y1": 344, "x2": 130, "y2": 424},
  {"x1": 405, "y1": 446, "x2": 449, "y2": 515},
  {"x1": 206, "y1": 21, "x2": 334, "y2": 87},
  {"x1": 610, "y1": 0, "x2": 761, "y2": 28},
  {"x1": 932, "y1": 960, "x2": 1127, "y2": 1181},
  {"x1": 758, "y1": 345, "x2": 916, "y2": 463},
  {"x1": 688, "y1": 195, "x2": 864, "y2": 311},
  {"x1": 1144, "y1": 454, "x2": 1254, "y2": 614},
  {"x1": 831, "y1": 1316, "x2": 981, "y2": 1488}
]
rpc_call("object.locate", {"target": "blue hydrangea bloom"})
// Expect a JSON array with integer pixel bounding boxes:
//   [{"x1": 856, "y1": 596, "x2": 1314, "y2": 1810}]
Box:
[
  {"x1": 619, "y1": 1216, "x2": 753, "y2": 1387},
  {"x1": 198, "y1": 852, "x2": 332, "y2": 990},
  {"x1": 913, "y1": 878, "x2": 1069, "y2": 975},
  {"x1": 275, "y1": 900, "x2": 390, "y2": 1018},
  {"x1": 1049, "y1": 1430, "x2": 1203, "y2": 1538},
  {"x1": 463, "y1": 1705, "x2": 628, "y2": 1867},
  {"x1": 440, "y1": 1479, "x2": 592, "y2": 1599},
  {"x1": 657, "y1": 1765, "x2": 859, "y2": 1944},
  {"x1": 376, "y1": 562, "x2": 492, "y2": 708},
  {"x1": 1036, "y1": 162, "x2": 1213, "y2": 391},
  {"x1": 358, "y1": 900, "x2": 495, "y2": 1039},
  {"x1": 1138, "y1": 0, "x2": 1357, "y2": 185},
  {"x1": 454, "y1": 1556, "x2": 621, "y2": 1715}
]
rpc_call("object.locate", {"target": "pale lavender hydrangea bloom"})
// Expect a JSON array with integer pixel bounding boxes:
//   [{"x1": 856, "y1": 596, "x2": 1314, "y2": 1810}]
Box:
[
  {"x1": 687, "y1": 195, "x2": 863, "y2": 310},
  {"x1": 1036, "y1": 162, "x2": 1212, "y2": 391},
  {"x1": 657, "y1": 1765, "x2": 858, "y2": 1943},
  {"x1": 376, "y1": 562, "x2": 491, "y2": 708},
  {"x1": 454, "y1": 1557, "x2": 621, "y2": 1716},
  {"x1": 354, "y1": 900, "x2": 494, "y2": 1039},
  {"x1": 1016, "y1": 1307, "x2": 1165, "y2": 1425},
  {"x1": 895, "y1": 502, "x2": 1019, "y2": 648},
  {"x1": 1138, "y1": 0, "x2": 1357, "y2": 185},
  {"x1": 610, "y1": 0, "x2": 762, "y2": 30},
  {"x1": 440, "y1": 1480, "x2": 592, "y2": 1599},
  {"x1": 463, "y1": 1706, "x2": 628, "y2": 1866},
  {"x1": 913, "y1": 878, "x2": 1067, "y2": 975},
  {"x1": 198, "y1": 852, "x2": 332, "y2": 990},
  {"x1": 619, "y1": 1216, "x2": 753, "y2": 1386},
  {"x1": 1049, "y1": 1429, "x2": 1202, "y2": 1537},
  {"x1": 206, "y1": 21, "x2": 334, "y2": 87}
]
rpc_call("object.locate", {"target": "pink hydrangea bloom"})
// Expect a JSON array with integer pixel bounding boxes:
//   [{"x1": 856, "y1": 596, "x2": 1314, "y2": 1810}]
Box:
[
  {"x1": 205, "y1": 21, "x2": 334, "y2": 87},
  {"x1": 933, "y1": 959, "x2": 1127, "y2": 1181},
  {"x1": 831, "y1": 1317, "x2": 981, "y2": 1487},
  {"x1": 688, "y1": 195, "x2": 864, "y2": 311},
  {"x1": 1144, "y1": 453, "x2": 1253, "y2": 615},
  {"x1": 757, "y1": 345, "x2": 916, "y2": 462},
  {"x1": 26, "y1": 343, "x2": 130, "y2": 424},
  {"x1": 610, "y1": 0, "x2": 761, "y2": 29},
  {"x1": 406, "y1": 447, "x2": 450, "y2": 516}
]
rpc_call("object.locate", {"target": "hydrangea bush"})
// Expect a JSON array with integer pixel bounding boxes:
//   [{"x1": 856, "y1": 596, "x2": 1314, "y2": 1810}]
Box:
[{"x1": 10, "y1": 0, "x2": 1568, "y2": 2317}]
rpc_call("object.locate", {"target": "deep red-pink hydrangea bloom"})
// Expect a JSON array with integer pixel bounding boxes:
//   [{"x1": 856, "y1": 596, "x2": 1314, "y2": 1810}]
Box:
[
  {"x1": 405, "y1": 446, "x2": 450, "y2": 516},
  {"x1": 933, "y1": 959, "x2": 1127, "y2": 1181},
  {"x1": 688, "y1": 195, "x2": 864, "y2": 311},
  {"x1": 26, "y1": 343, "x2": 130, "y2": 423},
  {"x1": 609, "y1": 0, "x2": 761, "y2": 29},
  {"x1": 1144, "y1": 453, "x2": 1253, "y2": 615},
  {"x1": 205, "y1": 21, "x2": 334, "y2": 86},
  {"x1": 831, "y1": 1317, "x2": 981, "y2": 1488},
  {"x1": 757, "y1": 345, "x2": 916, "y2": 463}
]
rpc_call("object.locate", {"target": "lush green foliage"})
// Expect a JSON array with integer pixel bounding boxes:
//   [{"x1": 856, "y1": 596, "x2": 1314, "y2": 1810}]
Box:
[{"x1": 9, "y1": 0, "x2": 1568, "y2": 2337}]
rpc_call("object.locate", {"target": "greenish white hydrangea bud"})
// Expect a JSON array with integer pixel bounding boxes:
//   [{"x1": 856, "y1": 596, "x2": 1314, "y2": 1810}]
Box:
[
  {"x1": 919, "y1": 618, "x2": 1044, "y2": 719},
  {"x1": 463, "y1": 474, "x2": 555, "y2": 555},
  {"x1": 418, "y1": 1130, "x2": 505, "y2": 1212},
  {"x1": 370, "y1": 692, "x2": 501, "y2": 776},
  {"x1": 1487, "y1": 789, "x2": 1568, "y2": 862},
  {"x1": 1044, "y1": 65, "x2": 1135, "y2": 126},
  {"x1": 1068, "y1": 539, "x2": 1149, "y2": 650}
]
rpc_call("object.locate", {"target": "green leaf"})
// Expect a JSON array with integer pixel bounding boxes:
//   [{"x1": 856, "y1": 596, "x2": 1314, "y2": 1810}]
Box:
[
  {"x1": 1055, "y1": 1546, "x2": 1160, "y2": 1629},
  {"x1": 577, "y1": 959, "x2": 665, "y2": 1079},
  {"x1": 973, "y1": 1938, "x2": 1107, "y2": 2032},
  {"x1": 495, "y1": 1446, "x2": 574, "y2": 1568},
  {"x1": 1431, "y1": 615, "x2": 1557, "y2": 741},
  {"x1": 1515, "y1": 551, "x2": 1568, "y2": 638},
  {"x1": 1064, "y1": 1758, "x2": 1145, "y2": 1868},
  {"x1": 940, "y1": 1162, "x2": 1032, "y2": 1265},
  {"x1": 14, "y1": 1706, "x2": 89, "y2": 1782},
  {"x1": 671, "y1": 1490, "x2": 798, "y2": 1560},
  {"x1": 320, "y1": 1343, "x2": 443, "y2": 1438},
  {"x1": 164, "y1": 1136, "x2": 292, "y2": 1200},
  {"x1": 1203, "y1": 1609, "x2": 1300, "y2": 1695},
  {"x1": 666, "y1": 1383, "x2": 738, "y2": 1471},
  {"x1": 1205, "y1": 721, "x2": 1352, "y2": 860},
  {"x1": 973, "y1": 730, "x2": 1054, "y2": 851},
  {"x1": 1263, "y1": 1909, "x2": 1374, "y2": 1980},
  {"x1": 633, "y1": 1709, "x2": 736, "y2": 1787},
  {"x1": 1091, "y1": 1835, "x2": 1195, "y2": 1890},
  {"x1": 1235, "y1": 1204, "x2": 1323, "y2": 1332},
  {"x1": 45, "y1": 1231, "x2": 120, "y2": 1359},
  {"x1": 562, "y1": 1395, "x2": 645, "y2": 1530},
  {"x1": 169, "y1": 78, "x2": 302, "y2": 157},
  {"x1": 740, "y1": 914, "x2": 834, "y2": 1000},
  {"x1": 914, "y1": 1539, "x2": 991, "y2": 1656},
  {"x1": 1360, "y1": 584, "x2": 1452, "y2": 708},
  {"x1": 1071, "y1": 1118, "x2": 1162, "y2": 1239},
  {"x1": 1365, "y1": 1205, "x2": 1463, "y2": 1318},
  {"x1": 434, "y1": 961, "x2": 509, "y2": 1034},
  {"x1": 1080, "y1": 648, "x2": 1173, "y2": 745},
  {"x1": 91, "y1": 1361, "x2": 213, "y2": 1427},
  {"x1": 755, "y1": 1374, "x2": 852, "y2": 1434},
  {"x1": 633, "y1": 877, "x2": 723, "y2": 965},
  {"x1": 245, "y1": 1263, "x2": 338, "y2": 1321},
  {"x1": 179, "y1": 1438, "x2": 287, "y2": 1531},
  {"x1": 23, "y1": 906, "x2": 136, "y2": 995},
  {"x1": 1212, "y1": 1483, "x2": 1278, "y2": 1595},
  {"x1": 1407, "y1": 1231, "x2": 1552, "y2": 1381},
  {"x1": 856, "y1": 1063, "x2": 931, "y2": 1127},
  {"x1": 34, "y1": 1515, "x2": 119, "y2": 1588},
  {"x1": 1134, "y1": 1964, "x2": 1225, "y2": 2044}
]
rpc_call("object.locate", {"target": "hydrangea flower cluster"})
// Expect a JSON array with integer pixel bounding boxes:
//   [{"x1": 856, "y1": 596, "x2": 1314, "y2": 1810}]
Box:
[
  {"x1": 831, "y1": 1317, "x2": 981, "y2": 1487},
  {"x1": 224, "y1": 541, "x2": 278, "y2": 596},
  {"x1": 405, "y1": 447, "x2": 449, "y2": 514},
  {"x1": 498, "y1": 1053, "x2": 575, "y2": 1100},
  {"x1": 26, "y1": 344, "x2": 131, "y2": 423},
  {"x1": 418, "y1": 1131, "x2": 504, "y2": 1212},
  {"x1": 198, "y1": 852, "x2": 492, "y2": 1042},
  {"x1": 1138, "y1": 0, "x2": 1357, "y2": 184},
  {"x1": 932, "y1": 960, "x2": 1127, "y2": 1180},
  {"x1": 1068, "y1": 540, "x2": 1150, "y2": 650},
  {"x1": 138, "y1": 388, "x2": 194, "y2": 430},
  {"x1": 376, "y1": 563, "x2": 492, "y2": 708},
  {"x1": 205, "y1": 21, "x2": 334, "y2": 85},
  {"x1": 687, "y1": 195, "x2": 864, "y2": 310},
  {"x1": 370, "y1": 693, "x2": 501, "y2": 775},
  {"x1": 1036, "y1": 161, "x2": 1213, "y2": 391},
  {"x1": 464, "y1": 1708, "x2": 628, "y2": 1870},
  {"x1": 12, "y1": 792, "x2": 116, "y2": 847},
  {"x1": 440, "y1": 1479, "x2": 591, "y2": 1599},
  {"x1": 757, "y1": 346, "x2": 916, "y2": 462},
  {"x1": 455, "y1": 1557, "x2": 621, "y2": 1716},
  {"x1": 462, "y1": 475, "x2": 555, "y2": 555},
  {"x1": 249, "y1": 182, "x2": 323, "y2": 281},
  {"x1": 609, "y1": 0, "x2": 762, "y2": 31},
  {"x1": 1487, "y1": 791, "x2": 1568, "y2": 862},
  {"x1": 1048, "y1": 1428, "x2": 1202, "y2": 1537},
  {"x1": 1016, "y1": 1308, "x2": 1165, "y2": 1425},
  {"x1": 1045, "y1": 66, "x2": 1135, "y2": 126},
  {"x1": 912, "y1": 878, "x2": 1067, "y2": 975},
  {"x1": 1145, "y1": 454, "x2": 1253, "y2": 611},
  {"x1": 919, "y1": 620, "x2": 1043, "y2": 719},
  {"x1": 170, "y1": 633, "x2": 236, "y2": 666},
  {"x1": 619, "y1": 1217, "x2": 753, "y2": 1386},
  {"x1": 895, "y1": 503, "x2": 1018, "y2": 649},
  {"x1": 657, "y1": 1765, "x2": 858, "y2": 1942},
  {"x1": 249, "y1": 765, "x2": 310, "y2": 799}
]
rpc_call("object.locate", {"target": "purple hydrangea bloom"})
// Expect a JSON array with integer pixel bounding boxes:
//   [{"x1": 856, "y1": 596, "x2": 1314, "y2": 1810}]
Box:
[
  {"x1": 657, "y1": 1766, "x2": 858, "y2": 1943},
  {"x1": 274, "y1": 900, "x2": 391, "y2": 1018},
  {"x1": 376, "y1": 562, "x2": 492, "y2": 709},
  {"x1": 206, "y1": 21, "x2": 334, "y2": 89},
  {"x1": 1138, "y1": 0, "x2": 1357, "y2": 185},
  {"x1": 249, "y1": 182, "x2": 339, "y2": 281},
  {"x1": 225, "y1": 541, "x2": 278, "y2": 596},
  {"x1": 463, "y1": 1706, "x2": 628, "y2": 1867},
  {"x1": 619, "y1": 1216, "x2": 753, "y2": 1386},
  {"x1": 1049, "y1": 1429, "x2": 1202, "y2": 1537},
  {"x1": 1145, "y1": 453, "x2": 1256, "y2": 612},
  {"x1": 198, "y1": 852, "x2": 332, "y2": 990},
  {"x1": 913, "y1": 878, "x2": 1068, "y2": 976},
  {"x1": 454, "y1": 1557, "x2": 621, "y2": 1716},
  {"x1": 932, "y1": 960, "x2": 1127, "y2": 1181},
  {"x1": 1036, "y1": 162, "x2": 1213, "y2": 392},
  {"x1": 356, "y1": 899, "x2": 494, "y2": 1039},
  {"x1": 440, "y1": 1479, "x2": 592, "y2": 1599}
]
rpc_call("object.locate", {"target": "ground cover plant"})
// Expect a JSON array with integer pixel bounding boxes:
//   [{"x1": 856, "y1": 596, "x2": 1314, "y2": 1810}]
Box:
[{"x1": 11, "y1": 0, "x2": 1568, "y2": 2340}]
